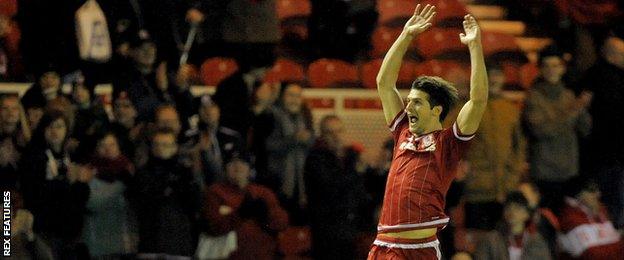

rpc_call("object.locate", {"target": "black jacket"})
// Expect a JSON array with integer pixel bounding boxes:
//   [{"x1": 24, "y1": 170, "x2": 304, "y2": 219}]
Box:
[
  {"x1": 19, "y1": 146, "x2": 89, "y2": 240},
  {"x1": 304, "y1": 140, "x2": 368, "y2": 240},
  {"x1": 129, "y1": 156, "x2": 201, "y2": 256}
]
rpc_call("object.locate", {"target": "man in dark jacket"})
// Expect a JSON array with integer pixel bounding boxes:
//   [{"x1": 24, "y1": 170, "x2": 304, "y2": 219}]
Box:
[
  {"x1": 20, "y1": 70, "x2": 64, "y2": 110},
  {"x1": 185, "y1": 94, "x2": 243, "y2": 186},
  {"x1": 130, "y1": 128, "x2": 201, "y2": 257},
  {"x1": 112, "y1": 37, "x2": 194, "y2": 123},
  {"x1": 304, "y1": 115, "x2": 369, "y2": 259},
  {"x1": 579, "y1": 36, "x2": 624, "y2": 228}
]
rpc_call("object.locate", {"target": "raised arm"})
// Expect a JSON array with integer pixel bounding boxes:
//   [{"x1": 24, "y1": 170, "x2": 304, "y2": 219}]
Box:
[
  {"x1": 456, "y1": 15, "x2": 488, "y2": 135},
  {"x1": 377, "y1": 4, "x2": 436, "y2": 125}
]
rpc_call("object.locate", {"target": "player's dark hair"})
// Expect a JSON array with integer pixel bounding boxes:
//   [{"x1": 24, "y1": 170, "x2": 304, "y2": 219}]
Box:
[{"x1": 411, "y1": 76, "x2": 459, "y2": 121}]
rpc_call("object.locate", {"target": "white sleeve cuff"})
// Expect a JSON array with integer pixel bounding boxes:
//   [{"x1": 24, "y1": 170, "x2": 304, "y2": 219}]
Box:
[{"x1": 453, "y1": 122, "x2": 475, "y2": 141}]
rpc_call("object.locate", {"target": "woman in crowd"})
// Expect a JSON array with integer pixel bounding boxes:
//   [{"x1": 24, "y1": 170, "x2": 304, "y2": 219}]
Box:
[
  {"x1": 252, "y1": 81, "x2": 314, "y2": 224},
  {"x1": 83, "y1": 132, "x2": 137, "y2": 258},
  {"x1": 19, "y1": 111, "x2": 92, "y2": 259},
  {"x1": 474, "y1": 191, "x2": 552, "y2": 260}
]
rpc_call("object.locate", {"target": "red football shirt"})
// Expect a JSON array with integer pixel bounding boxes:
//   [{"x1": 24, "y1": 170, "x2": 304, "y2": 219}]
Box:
[{"x1": 377, "y1": 111, "x2": 474, "y2": 234}]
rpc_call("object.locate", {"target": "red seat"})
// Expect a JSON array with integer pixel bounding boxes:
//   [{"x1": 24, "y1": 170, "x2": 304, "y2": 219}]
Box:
[
  {"x1": 276, "y1": 0, "x2": 311, "y2": 20},
  {"x1": 415, "y1": 28, "x2": 465, "y2": 60},
  {"x1": 307, "y1": 59, "x2": 359, "y2": 88},
  {"x1": 519, "y1": 62, "x2": 540, "y2": 89},
  {"x1": 371, "y1": 26, "x2": 403, "y2": 58},
  {"x1": 415, "y1": 60, "x2": 466, "y2": 77},
  {"x1": 482, "y1": 31, "x2": 520, "y2": 57},
  {"x1": 361, "y1": 59, "x2": 417, "y2": 89},
  {"x1": 415, "y1": 59, "x2": 470, "y2": 86},
  {"x1": 280, "y1": 23, "x2": 308, "y2": 40},
  {"x1": 360, "y1": 59, "x2": 383, "y2": 89},
  {"x1": 377, "y1": 0, "x2": 417, "y2": 27},
  {"x1": 278, "y1": 226, "x2": 312, "y2": 256},
  {"x1": 500, "y1": 62, "x2": 539, "y2": 90},
  {"x1": 277, "y1": 0, "x2": 311, "y2": 40},
  {"x1": 199, "y1": 57, "x2": 238, "y2": 86},
  {"x1": 501, "y1": 62, "x2": 520, "y2": 87},
  {"x1": 420, "y1": 0, "x2": 467, "y2": 27},
  {"x1": 263, "y1": 58, "x2": 305, "y2": 83}
]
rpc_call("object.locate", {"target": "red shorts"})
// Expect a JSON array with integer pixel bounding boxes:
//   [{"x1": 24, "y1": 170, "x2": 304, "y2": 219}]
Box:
[{"x1": 367, "y1": 235, "x2": 441, "y2": 260}]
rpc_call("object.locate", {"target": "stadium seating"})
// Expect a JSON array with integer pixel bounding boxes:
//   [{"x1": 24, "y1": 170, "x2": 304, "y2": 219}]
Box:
[
  {"x1": 263, "y1": 58, "x2": 306, "y2": 83},
  {"x1": 481, "y1": 31, "x2": 523, "y2": 60},
  {"x1": 278, "y1": 226, "x2": 312, "y2": 259},
  {"x1": 415, "y1": 59, "x2": 467, "y2": 78},
  {"x1": 414, "y1": 28, "x2": 466, "y2": 60},
  {"x1": 199, "y1": 57, "x2": 238, "y2": 86},
  {"x1": 377, "y1": 0, "x2": 417, "y2": 27},
  {"x1": 276, "y1": 0, "x2": 311, "y2": 21},
  {"x1": 519, "y1": 62, "x2": 540, "y2": 89},
  {"x1": 371, "y1": 26, "x2": 404, "y2": 58},
  {"x1": 277, "y1": 0, "x2": 311, "y2": 40},
  {"x1": 360, "y1": 58, "x2": 417, "y2": 89},
  {"x1": 307, "y1": 58, "x2": 359, "y2": 88},
  {"x1": 420, "y1": 0, "x2": 467, "y2": 27}
]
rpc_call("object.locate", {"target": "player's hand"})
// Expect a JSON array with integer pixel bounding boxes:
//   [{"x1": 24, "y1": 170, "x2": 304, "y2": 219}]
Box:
[
  {"x1": 403, "y1": 4, "x2": 436, "y2": 37},
  {"x1": 459, "y1": 14, "x2": 481, "y2": 45}
]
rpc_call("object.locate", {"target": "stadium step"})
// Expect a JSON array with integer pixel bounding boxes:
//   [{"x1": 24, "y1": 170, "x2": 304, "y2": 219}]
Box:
[
  {"x1": 467, "y1": 5, "x2": 506, "y2": 20},
  {"x1": 480, "y1": 20, "x2": 526, "y2": 36},
  {"x1": 516, "y1": 37, "x2": 553, "y2": 53}
]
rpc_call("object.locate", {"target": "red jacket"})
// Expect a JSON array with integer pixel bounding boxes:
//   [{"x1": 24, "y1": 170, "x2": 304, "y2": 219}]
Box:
[
  {"x1": 203, "y1": 182, "x2": 288, "y2": 260},
  {"x1": 558, "y1": 197, "x2": 624, "y2": 259}
]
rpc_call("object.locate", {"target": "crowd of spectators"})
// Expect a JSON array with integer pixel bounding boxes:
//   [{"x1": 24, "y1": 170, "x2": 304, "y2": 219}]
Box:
[{"x1": 1, "y1": 0, "x2": 624, "y2": 259}]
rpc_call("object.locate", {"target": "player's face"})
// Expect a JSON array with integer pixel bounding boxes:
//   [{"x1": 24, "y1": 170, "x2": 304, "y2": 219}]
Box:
[{"x1": 405, "y1": 89, "x2": 438, "y2": 135}]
